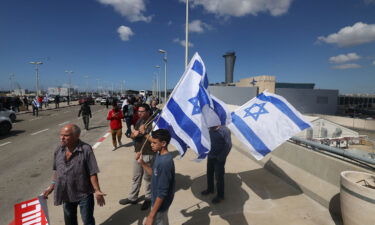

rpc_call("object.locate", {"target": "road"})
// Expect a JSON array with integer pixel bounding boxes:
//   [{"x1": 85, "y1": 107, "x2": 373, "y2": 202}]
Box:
[{"x1": 0, "y1": 104, "x2": 111, "y2": 225}]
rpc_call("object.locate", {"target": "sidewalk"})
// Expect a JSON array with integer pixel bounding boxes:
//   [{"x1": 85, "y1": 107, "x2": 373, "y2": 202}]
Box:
[
  {"x1": 46, "y1": 130, "x2": 338, "y2": 225},
  {"x1": 16, "y1": 101, "x2": 80, "y2": 115}
]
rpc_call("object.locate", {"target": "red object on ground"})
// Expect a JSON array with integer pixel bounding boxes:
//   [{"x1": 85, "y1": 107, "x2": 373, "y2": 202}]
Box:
[{"x1": 14, "y1": 198, "x2": 48, "y2": 225}]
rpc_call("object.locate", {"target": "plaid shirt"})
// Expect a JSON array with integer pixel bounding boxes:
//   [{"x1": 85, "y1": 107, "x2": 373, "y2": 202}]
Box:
[{"x1": 53, "y1": 140, "x2": 99, "y2": 205}]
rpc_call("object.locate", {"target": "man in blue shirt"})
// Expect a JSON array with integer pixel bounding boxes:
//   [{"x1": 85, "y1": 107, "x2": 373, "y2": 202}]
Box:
[
  {"x1": 137, "y1": 129, "x2": 175, "y2": 225},
  {"x1": 201, "y1": 125, "x2": 232, "y2": 204}
]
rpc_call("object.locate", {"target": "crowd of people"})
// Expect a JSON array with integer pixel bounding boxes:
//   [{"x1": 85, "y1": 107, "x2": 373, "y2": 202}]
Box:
[
  {"x1": 41, "y1": 94, "x2": 232, "y2": 225},
  {"x1": 0, "y1": 95, "x2": 62, "y2": 115}
]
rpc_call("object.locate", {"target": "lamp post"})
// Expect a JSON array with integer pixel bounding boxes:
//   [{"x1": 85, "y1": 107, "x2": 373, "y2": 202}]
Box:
[
  {"x1": 65, "y1": 70, "x2": 73, "y2": 105},
  {"x1": 155, "y1": 65, "x2": 161, "y2": 101},
  {"x1": 84, "y1": 75, "x2": 89, "y2": 97},
  {"x1": 29, "y1": 61, "x2": 43, "y2": 96},
  {"x1": 185, "y1": 0, "x2": 189, "y2": 68},
  {"x1": 9, "y1": 73, "x2": 15, "y2": 94},
  {"x1": 158, "y1": 49, "x2": 167, "y2": 104}
]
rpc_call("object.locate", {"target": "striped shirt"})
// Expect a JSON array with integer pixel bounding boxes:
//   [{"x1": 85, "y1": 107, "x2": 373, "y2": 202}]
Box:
[{"x1": 53, "y1": 140, "x2": 99, "y2": 205}]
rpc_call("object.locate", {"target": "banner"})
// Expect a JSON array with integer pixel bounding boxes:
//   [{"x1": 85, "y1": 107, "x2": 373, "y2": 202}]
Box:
[{"x1": 14, "y1": 197, "x2": 49, "y2": 225}]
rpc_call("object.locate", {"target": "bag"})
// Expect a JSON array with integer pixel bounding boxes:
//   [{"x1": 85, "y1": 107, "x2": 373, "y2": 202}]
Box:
[{"x1": 123, "y1": 105, "x2": 134, "y2": 117}]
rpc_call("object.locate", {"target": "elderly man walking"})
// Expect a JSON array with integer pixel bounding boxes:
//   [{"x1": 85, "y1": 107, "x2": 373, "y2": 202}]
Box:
[{"x1": 42, "y1": 124, "x2": 106, "y2": 225}]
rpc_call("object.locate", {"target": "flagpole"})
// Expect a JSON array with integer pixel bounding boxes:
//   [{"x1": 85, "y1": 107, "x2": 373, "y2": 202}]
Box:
[{"x1": 185, "y1": 0, "x2": 189, "y2": 69}]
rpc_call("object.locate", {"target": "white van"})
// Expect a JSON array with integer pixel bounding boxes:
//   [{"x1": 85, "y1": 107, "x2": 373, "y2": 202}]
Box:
[{"x1": 139, "y1": 90, "x2": 146, "y2": 97}]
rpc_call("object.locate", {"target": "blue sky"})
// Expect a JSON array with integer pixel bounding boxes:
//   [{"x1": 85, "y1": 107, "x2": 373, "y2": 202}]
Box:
[{"x1": 1, "y1": 0, "x2": 375, "y2": 94}]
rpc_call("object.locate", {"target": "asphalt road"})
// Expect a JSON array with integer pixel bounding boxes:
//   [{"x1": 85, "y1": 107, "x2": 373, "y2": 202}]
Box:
[{"x1": 0, "y1": 104, "x2": 111, "y2": 225}]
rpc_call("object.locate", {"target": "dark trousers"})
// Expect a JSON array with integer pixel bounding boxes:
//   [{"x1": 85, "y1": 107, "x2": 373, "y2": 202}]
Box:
[
  {"x1": 63, "y1": 194, "x2": 95, "y2": 225},
  {"x1": 32, "y1": 106, "x2": 38, "y2": 117},
  {"x1": 206, "y1": 157, "x2": 226, "y2": 198},
  {"x1": 82, "y1": 115, "x2": 90, "y2": 130},
  {"x1": 125, "y1": 117, "x2": 132, "y2": 137}
]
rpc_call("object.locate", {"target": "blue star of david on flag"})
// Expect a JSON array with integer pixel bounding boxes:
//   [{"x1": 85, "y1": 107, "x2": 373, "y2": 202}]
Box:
[
  {"x1": 243, "y1": 103, "x2": 268, "y2": 121},
  {"x1": 188, "y1": 96, "x2": 201, "y2": 115}
]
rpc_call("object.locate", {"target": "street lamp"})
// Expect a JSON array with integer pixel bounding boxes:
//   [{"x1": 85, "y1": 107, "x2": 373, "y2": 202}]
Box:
[
  {"x1": 9, "y1": 73, "x2": 15, "y2": 94},
  {"x1": 158, "y1": 49, "x2": 167, "y2": 104},
  {"x1": 65, "y1": 70, "x2": 73, "y2": 105},
  {"x1": 155, "y1": 65, "x2": 161, "y2": 101},
  {"x1": 185, "y1": 0, "x2": 189, "y2": 68},
  {"x1": 29, "y1": 61, "x2": 43, "y2": 96},
  {"x1": 84, "y1": 75, "x2": 89, "y2": 97}
]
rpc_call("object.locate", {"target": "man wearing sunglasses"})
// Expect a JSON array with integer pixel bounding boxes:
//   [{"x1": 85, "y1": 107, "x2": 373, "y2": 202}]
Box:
[{"x1": 119, "y1": 104, "x2": 156, "y2": 211}]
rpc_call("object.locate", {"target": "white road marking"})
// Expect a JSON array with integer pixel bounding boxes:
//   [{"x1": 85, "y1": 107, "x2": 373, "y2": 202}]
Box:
[
  {"x1": 31, "y1": 128, "x2": 49, "y2": 136},
  {"x1": 0, "y1": 142, "x2": 11, "y2": 147},
  {"x1": 63, "y1": 111, "x2": 71, "y2": 114},
  {"x1": 58, "y1": 121, "x2": 70, "y2": 126},
  {"x1": 93, "y1": 142, "x2": 100, "y2": 149},
  {"x1": 104, "y1": 132, "x2": 110, "y2": 138}
]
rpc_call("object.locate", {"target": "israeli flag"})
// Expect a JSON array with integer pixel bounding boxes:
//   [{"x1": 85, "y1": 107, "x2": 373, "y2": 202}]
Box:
[
  {"x1": 228, "y1": 91, "x2": 311, "y2": 160},
  {"x1": 155, "y1": 52, "x2": 231, "y2": 159}
]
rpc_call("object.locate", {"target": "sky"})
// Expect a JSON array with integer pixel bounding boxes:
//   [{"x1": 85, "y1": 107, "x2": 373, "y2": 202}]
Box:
[{"x1": 0, "y1": 0, "x2": 375, "y2": 94}]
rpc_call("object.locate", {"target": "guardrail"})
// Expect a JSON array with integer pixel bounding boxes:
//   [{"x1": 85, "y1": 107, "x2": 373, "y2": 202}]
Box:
[{"x1": 291, "y1": 136, "x2": 375, "y2": 166}]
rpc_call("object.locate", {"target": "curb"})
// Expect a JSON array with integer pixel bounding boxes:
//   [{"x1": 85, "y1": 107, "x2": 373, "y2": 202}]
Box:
[
  {"x1": 16, "y1": 102, "x2": 80, "y2": 115},
  {"x1": 93, "y1": 132, "x2": 110, "y2": 150}
]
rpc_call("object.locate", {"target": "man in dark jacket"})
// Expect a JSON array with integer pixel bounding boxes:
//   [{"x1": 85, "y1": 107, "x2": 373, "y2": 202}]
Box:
[
  {"x1": 78, "y1": 101, "x2": 92, "y2": 130},
  {"x1": 201, "y1": 125, "x2": 232, "y2": 204}
]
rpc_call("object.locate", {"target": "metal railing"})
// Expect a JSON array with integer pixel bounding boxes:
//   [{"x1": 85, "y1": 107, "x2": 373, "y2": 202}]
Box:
[{"x1": 291, "y1": 136, "x2": 375, "y2": 166}]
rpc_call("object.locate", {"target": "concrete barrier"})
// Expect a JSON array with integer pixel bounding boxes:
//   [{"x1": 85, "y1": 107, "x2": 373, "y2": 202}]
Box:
[
  {"x1": 232, "y1": 138, "x2": 374, "y2": 219},
  {"x1": 314, "y1": 114, "x2": 375, "y2": 131}
]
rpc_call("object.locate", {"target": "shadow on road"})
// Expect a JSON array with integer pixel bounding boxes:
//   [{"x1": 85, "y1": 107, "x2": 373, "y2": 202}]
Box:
[{"x1": 0, "y1": 130, "x2": 25, "y2": 140}]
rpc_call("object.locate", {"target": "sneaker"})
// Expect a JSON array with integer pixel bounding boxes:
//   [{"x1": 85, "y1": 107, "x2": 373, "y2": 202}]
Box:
[
  {"x1": 201, "y1": 190, "x2": 214, "y2": 196},
  {"x1": 119, "y1": 198, "x2": 137, "y2": 205},
  {"x1": 141, "y1": 199, "x2": 151, "y2": 211},
  {"x1": 112, "y1": 147, "x2": 117, "y2": 151},
  {"x1": 211, "y1": 196, "x2": 224, "y2": 204},
  {"x1": 118, "y1": 141, "x2": 122, "y2": 146}
]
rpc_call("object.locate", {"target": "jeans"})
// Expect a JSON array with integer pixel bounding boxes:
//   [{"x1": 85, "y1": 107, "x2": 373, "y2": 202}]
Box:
[
  {"x1": 206, "y1": 157, "x2": 226, "y2": 198},
  {"x1": 32, "y1": 106, "x2": 38, "y2": 117},
  {"x1": 125, "y1": 117, "x2": 132, "y2": 137},
  {"x1": 82, "y1": 115, "x2": 90, "y2": 130},
  {"x1": 63, "y1": 194, "x2": 95, "y2": 225}
]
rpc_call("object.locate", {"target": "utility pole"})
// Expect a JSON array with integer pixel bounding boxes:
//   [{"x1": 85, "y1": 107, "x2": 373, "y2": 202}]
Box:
[
  {"x1": 9, "y1": 73, "x2": 15, "y2": 94},
  {"x1": 65, "y1": 70, "x2": 73, "y2": 105},
  {"x1": 29, "y1": 61, "x2": 43, "y2": 96}
]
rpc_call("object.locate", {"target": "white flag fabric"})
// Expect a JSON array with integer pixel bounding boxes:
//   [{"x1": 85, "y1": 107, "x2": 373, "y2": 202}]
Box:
[
  {"x1": 155, "y1": 52, "x2": 231, "y2": 159},
  {"x1": 228, "y1": 91, "x2": 311, "y2": 160}
]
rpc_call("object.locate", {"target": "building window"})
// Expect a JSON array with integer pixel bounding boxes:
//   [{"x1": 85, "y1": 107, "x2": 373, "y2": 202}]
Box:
[{"x1": 317, "y1": 96, "x2": 328, "y2": 104}]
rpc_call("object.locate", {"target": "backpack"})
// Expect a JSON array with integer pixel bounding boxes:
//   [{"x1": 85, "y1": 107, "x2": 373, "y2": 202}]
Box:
[{"x1": 123, "y1": 104, "x2": 134, "y2": 117}]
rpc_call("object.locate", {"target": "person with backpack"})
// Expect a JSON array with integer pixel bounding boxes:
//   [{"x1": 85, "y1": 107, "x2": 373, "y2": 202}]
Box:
[
  {"x1": 78, "y1": 101, "x2": 92, "y2": 130},
  {"x1": 123, "y1": 97, "x2": 135, "y2": 138}
]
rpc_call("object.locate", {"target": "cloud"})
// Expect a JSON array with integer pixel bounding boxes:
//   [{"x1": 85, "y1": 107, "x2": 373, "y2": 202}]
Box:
[
  {"x1": 332, "y1": 63, "x2": 362, "y2": 69},
  {"x1": 173, "y1": 38, "x2": 194, "y2": 47},
  {"x1": 97, "y1": 0, "x2": 151, "y2": 22},
  {"x1": 181, "y1": 0, "x2": 293, "y2": 17},
  {"x1": 117, "y1": 26, "x2": 134, "y2": 41},
  {"x1": 329, "y1": 53, "x2": 361, "y2": 64},
  {"x1": 167, "y1": 20, "x2": 173, "y2": 26},
  {"x1": 373, "y1": 60, "x2": 375, "y2": 65},
  {"x1": 318, "y1": 22, "x2": 375, "y2": 47},
  {"x1": 189, "y1": 20, "x2": 212, "y2": 33}
]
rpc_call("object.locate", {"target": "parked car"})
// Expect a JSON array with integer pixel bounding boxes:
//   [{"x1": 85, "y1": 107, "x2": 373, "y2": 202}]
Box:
[
  {"x1": 0, "y1": 107, "x2": 16, "y2": 122},
  {"x1": 0, "y1": 116, "x2": 12, "y2": 135},
  {"x1": 95, "y1": 97, "x2": 102, "y2": 103},
  {"x1": 79, "y1": 97, "x2": 95, "y2": 105}
]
